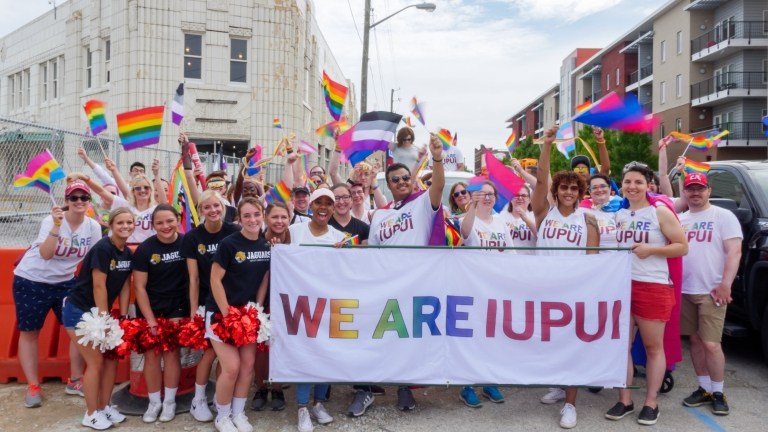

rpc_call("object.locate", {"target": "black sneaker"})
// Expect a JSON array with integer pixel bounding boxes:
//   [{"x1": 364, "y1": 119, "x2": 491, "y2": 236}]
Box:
[
  {"x1": 683, "y1": 387, "x2": 713, "y2": 407},
  {"x1": 605, "y1": 402, "x2": 635, "y2": 420},
  {"x1": 712, "y1": 392, "x2": 729, "y2": 415},
  {"x1": 250, "y1": 388, "x2": 269, "y2": 411},
  {"x1": 637, "y1": 405, "x2": 659, "y2": 425},
  {"x1": 325, "y1": 385, "x2": 332, "y2": 401},
  {"x1": 397, "y1": 386, "x2": 416, "y2": 411},
  {"x1": 270, "y1": 389, "x2": 285, "y2": 411}
]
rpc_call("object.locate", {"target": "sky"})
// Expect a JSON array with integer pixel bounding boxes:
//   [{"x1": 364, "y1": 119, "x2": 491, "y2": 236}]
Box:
[{"x1": 0, "y1": 0, "x2": 670, "y2": 159}]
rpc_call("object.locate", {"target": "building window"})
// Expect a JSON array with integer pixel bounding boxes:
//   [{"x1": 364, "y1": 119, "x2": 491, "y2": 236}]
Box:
[
  {"x1": 676, "y1": 118, "x2": 682, "y2": 132},
  {"x1": 105, "y1": 40, "x2": 111, "y2": 83},
  {"x1": 661, "y1": 41, "x2": 666, "y2": 63},
  {"x1": 304, "y1": 69, "x2": 309, "y2": 103},
  {"x1": 677, "y1": 31, "x2": 682, "y2": 54},
  {"x1": 8, "y1": 76, "x2": 14, "y2": 110},
  {"x1": 606, "y1": 74, "x2": 610, "y2": 90},
  {"x1": 52, "y1": 60, "x2": 58, "y2": 98},
  {"x1": 17, "y1": 72, "x2": 22, "y2": 109},
  {"x1": 230, "y1": 38, "x2": 247, "y2": 83},
  {"x1": 86, "y1": 48, "x2": 92, "y2": 89},
  {"x1": 676, "y1": 74, "x2": 682, "y2": 98},
  {"x1": 25, "y1": 70, "x2": 30, "y2": 106},
  {"x1": 616, "y1": 68, "x2": 620, "y2": 86},
  {"x1": 660, "y1": 123, "x2": 665, "y2": 138},
  {"x1": 661, "y1": 81, "x2": 666, "y2": 104},
  {"x1": 763, "y1": 59, "x2": 767, "y2": 84},
  {"x1": 41, "y1": 64, "x2": 48, "y2": 102},
  {"x1": 184, "y1": 34, "x2": 202, "y2": 79}
]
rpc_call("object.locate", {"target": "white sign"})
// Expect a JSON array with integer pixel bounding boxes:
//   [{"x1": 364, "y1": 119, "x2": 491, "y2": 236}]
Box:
[{"x1": 269, "y1": 246, "x2": 632, "y2": 387}]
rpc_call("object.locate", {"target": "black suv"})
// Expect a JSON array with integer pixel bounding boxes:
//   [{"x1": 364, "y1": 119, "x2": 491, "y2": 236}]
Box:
[{"x1": 671, "y1": 161, "x2": 768, "y2": 363}]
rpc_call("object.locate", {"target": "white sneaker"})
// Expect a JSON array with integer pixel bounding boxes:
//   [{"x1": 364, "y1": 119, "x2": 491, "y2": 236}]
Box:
[
  {"x1": 232, "y1": 412, "x2": 253, "y2": 432},
  {"x1": 310, "y1": 403, "x2": 333, "y2": 425},
  {"x1": 559, "y1": 403, "x2": 578, "y2": 429},
  {"x1": 191, "y1": 396, "x2": 214, "y2": 422},
  {"x1": 103, "y1": 405, "x2": 126, "y2": 423},
  {"x1": 142, "y1": 401, "x2": 162, "y2": 423},
  {"x1": 215, "y1": 414, "x2": 239, "y2": 432},
  {"x1": 82, "y1": 410, "x2": 113, "y2": 430},
  {"x1": 297, "y1": 407, "x2": 314, "y2": 432},
  {"x1": 159, "y1": 400, "x2": 176, "y2": 422},
  {"x1": 541, "y1": 388, "x2": 566, "y2": 404}
]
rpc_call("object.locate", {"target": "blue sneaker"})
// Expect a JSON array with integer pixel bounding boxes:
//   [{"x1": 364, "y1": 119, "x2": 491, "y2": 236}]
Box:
[
  {"x1": 482, "y1": 387, "x2": 505, "y2": 403},
  {"x1": 459, "y1": 387, "x2": 482, "y2": 408}
]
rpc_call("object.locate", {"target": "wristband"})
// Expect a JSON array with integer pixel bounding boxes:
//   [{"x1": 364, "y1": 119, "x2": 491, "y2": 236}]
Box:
[
  {"x1": 346, "y1": 178, "x2": 355, "y2": 186},
  {"x1": 596, "y1": 139, "x2": 606, "y2": 145},
  {"x1": 432, "y1": 158, "x2": 443, "y2": 163},
  {"x1": 372, "y1": 184, "x2": 379, "y2": 190},
  {"x1": 49, "y1": 232, "x2": 59, "y2": 237},
  {"x1": 52, "y1": 220, "x2": 63, "y2": 226}
]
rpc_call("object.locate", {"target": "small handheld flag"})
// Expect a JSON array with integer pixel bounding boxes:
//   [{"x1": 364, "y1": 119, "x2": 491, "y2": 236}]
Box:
[
  {"x1": 343, "y1": 235, "x2": 360, "y2": 246},
  {"x1": 171, "y1": 83, "x2": 184, "y2": 125},
  {"x1": 556, "y1": 140, "x2": 576, "y2": 159},
  {"x1": 13, "y1": 150, "x2": 66, "y2": 194},
  {"x1": 436, "y1": 129, "x2": 452, "y2": 151},
  {"x1": 465, "y1": 176, "x2": 486, "y2": 192},
  {"x1": 322, "y1": 71, "x2": 348, "y2": 121},
  {"x1": 265, "y1": 180, "x2": 291, "y2": 204},
  {"x1": 484, "y1": 149, "x2": 525, "y2": 213},
  {"x1": 116, "y1": 106, "x2": 164, "y2": 150},
  {"x1": 410, "y1": 97, "x2": 426, "y2": 126},
  {"x1": 272, "y1": 118, "x2": 282, "y2": 129},
  {"x1": 684, "y1": 158, "x2": 710, "y2": 176},
  {"x1": 403, "y1": 118, "x2": 413, "y2": 127},
  {"x1": 84, "y1": 100, "x2": 108, "y2": 135},
  {"x1": 297, "y1": 140, "x2": 318, "y2": 154},
  {"x1": 445, "y1": 222, "x2": 463, "y2": 247},
  {"x1": 505, "y1": 131, "x2": 517, "y2": 155}
]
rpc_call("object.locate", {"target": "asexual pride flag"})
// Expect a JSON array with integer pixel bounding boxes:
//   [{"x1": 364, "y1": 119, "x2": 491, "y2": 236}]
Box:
[{"x1": 338, "y1": 111, "x2": 402, "y2": 166}]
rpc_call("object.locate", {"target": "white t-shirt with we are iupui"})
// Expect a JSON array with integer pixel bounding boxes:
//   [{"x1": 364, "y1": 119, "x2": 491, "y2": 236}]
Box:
[
  {"x1": 680, "y1": 205, "x2": 743, "y2": 295},
  {"x1": 369, "y1": 192, "x2": 438, "y2": 246},
  {"x1": 462, "y1": 214, "x2": 514, "y2": 252},
  {"x1": 110, "y1": 196, "x2": 156, "y2": 244}
]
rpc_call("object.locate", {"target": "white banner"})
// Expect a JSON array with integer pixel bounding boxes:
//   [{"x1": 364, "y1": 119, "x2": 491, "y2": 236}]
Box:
[{"x1": 269, "y1": 246, "x2": 632, "y2": 387}]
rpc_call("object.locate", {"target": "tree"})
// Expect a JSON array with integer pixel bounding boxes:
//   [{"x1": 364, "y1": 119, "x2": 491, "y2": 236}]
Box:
[{"x1": 575, "y1": 125, "x2": 657, "y2": 182}]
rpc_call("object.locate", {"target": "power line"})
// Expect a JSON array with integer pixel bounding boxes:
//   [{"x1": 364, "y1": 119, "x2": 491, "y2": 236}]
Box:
[
  {"x1": 373, "y1": 28, "x2": 388, "y2": 112},
  {"x1": 346, "y1": 0, "x2": 363, "y2": 44}
]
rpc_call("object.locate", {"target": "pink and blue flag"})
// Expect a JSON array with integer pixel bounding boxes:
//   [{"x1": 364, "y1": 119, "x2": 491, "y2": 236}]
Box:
[
  {"x1": 484, "y1": 149, "x2": 525, "y2": 213},
  {"x1": 465, "y1": 176, "x2": 486, "y2": 192}
]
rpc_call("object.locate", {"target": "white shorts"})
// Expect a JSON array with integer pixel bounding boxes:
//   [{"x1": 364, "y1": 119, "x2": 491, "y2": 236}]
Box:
[{"x1": 205, "y1": 311, "x2": 223, "y2": 343}]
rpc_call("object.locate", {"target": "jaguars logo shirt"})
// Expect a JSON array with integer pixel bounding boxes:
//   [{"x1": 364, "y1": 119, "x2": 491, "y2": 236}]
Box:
[
  {"x1": 132, "y1": 234, "x2": 188, "y2": 301},
  {"x1": 208, "y1": 232, "x2": 270, "y2": 313},
  {"x1": 181, "y1": 222, "x2": 241, "y2": 305},
  {"x1": 67, "y1": 237, "x2": 133, "y2": 311}
]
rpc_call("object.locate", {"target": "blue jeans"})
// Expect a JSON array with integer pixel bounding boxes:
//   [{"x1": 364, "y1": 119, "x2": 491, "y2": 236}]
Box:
[
  {"x1": 62, "y1": 300, "x2": 87, "y2": 330},
  {"x1": 296, "y1": 384, "x2": 329, "y2": 407}
]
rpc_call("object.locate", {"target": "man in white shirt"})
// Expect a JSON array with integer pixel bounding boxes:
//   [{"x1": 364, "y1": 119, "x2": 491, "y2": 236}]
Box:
[{"x1": 678, "y1": 173, "x2": 742, "y2": 416}]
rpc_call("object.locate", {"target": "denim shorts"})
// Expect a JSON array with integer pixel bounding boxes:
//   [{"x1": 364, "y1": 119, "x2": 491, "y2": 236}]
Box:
[
  {"x1": 62, "y1": 300, "x2": 87, "y2": 330},
  {"x1": 12, "y1": 276, "x2": 75, "y2": 331}
]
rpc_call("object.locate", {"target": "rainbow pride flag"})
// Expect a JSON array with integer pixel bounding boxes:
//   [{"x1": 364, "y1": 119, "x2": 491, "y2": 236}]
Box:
[
  {"x1": 436, "y1": 129, "x2": 452, "y2": 151},
  {"x1": 116, "y1": 106, "x2": 164, "y2": 150},
  {"x1": 323, "y1": 71, "x2": 348, "y2": 121},
  {"x1": 13, "y1": 150, "x2": 66, "y2": 193},
  {"x1": 343, "y1": 235, "x2": 360, "y2": 246},
  {"x1": 410, "y1": 97, "x2": 426, "y2": 126},
  {"x1": 684, "y1": 158, "x2": 710, "y2": 176},
  {"x1": 689, "y1": 136, "x2": 712, "y2": 152},
  {"x1": 315, "y1": 118, "x2": 350, "y2": 138},
  {"x1": 506, "y1": 130, "x2": 517, "y2": 155},
  {"x1": 84, "y1": 100, "x2": 108, "y2": 135},
  {"x1": 266, "y1": 180, "x2": 291, "y2": 204},
  {"x1": 575, "y1": 100, "x2": 592, "y2": 114},
  {"x1": 415, "y1": 154, "x2": 430, "y2": 190},
  {"x1": 245, "y1": 144, "x2": 272, "y2": 177},
  {"x1": 273, "y1": 118, "x2": 282, "y2": 129},
  {"x1": 445, "y1": 222, "x2": 463, "y2": 247},
  {"x1": 485, "y1": 149, "x2": 525, "y2": 213},
  {"x1": 403, "y1": 117, "x2": 413, "y2": 128},
  {"x1": 168, "y1": 159, "x2": 199, "y2": 233}
]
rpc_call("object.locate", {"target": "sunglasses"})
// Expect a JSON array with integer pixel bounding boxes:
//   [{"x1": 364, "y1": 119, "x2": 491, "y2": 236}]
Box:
[
  {"x1": 390, "y1": 175, "x2": 411, "y2": 183},
  {"x1": 244, "y1": 186, "x2": 258, "y2": 192},
  {"x1": 558, "y1": 184, "x2": 580, "y2": 193},
  {"x1": 425, "y1": 180, "x2": 432, "y2": 187},
  {"x1": 452, "y1": 190, "x2": 468, "y2": 198},
  {"x1": 66, "y1": 195, "x2": 92, "y2": 202},
  {"x1": 589, "y1": 184, "x2": 609, "y2": 191},
  {"x1": 133, "y1": 186, "x2": 151, "y2": 192},
  {"x1": 573, "y1": 167, "x2": 589, "y2": 173},
  {"x1": 403, "y1": 138, "x2": 413, "y2": 142},
  {"x1": 310, "y1": 171, "x2": 324, "y2": 177},
  {"x1": 623, "y1": 161, "x2": 648, "y2": 173}
]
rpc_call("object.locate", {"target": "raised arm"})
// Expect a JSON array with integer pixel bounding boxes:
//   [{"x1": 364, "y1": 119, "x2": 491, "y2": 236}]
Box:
[
  {"x1": 427, "y1": 134, "x2": 445, "y2": 210},
  {"x1": 67, "y1": 172, "x2": 114, "y2": 207},
  {"x1": 460, "y1": 192, "x2": 483, "y2": 239},
  {"x1": 370, "y1": 161, "x2": 388, "y2": 207},
  {"x1": 593, "y1": 127, "x2": 611, "y2": 176},
  {"x1": 179, "y1": 133, "x2": 201, "y2": 204},
  {"x1": 658, "y1": 138, "x2": 674, "y2": 197},
  {"x1": 533, "y1": 126, "x2": 559, "y2": 228},
  {"x1": 151, "y1": 159, "x2": 168, "y2": 205},
  {"x1": 78, "y1": 146, "x2": 115, "y2": 186},
  {"x1": 104, "y1": 158, "x2": 131, "y2": 198},
  {"x1": 511, "y1": 158, "x2": 537, "y2": 187},
  {"x1": 283, "y1": 153, "x2": 298, "y2": 187},
  {"x1": 673, "y1": 156, "x2": 689, "y2": 213}
]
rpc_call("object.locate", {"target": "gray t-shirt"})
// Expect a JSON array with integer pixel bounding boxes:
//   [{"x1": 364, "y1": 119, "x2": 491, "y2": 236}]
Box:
[{"x1": 388, "y1": 142, "x2": 420, "y2": 168}]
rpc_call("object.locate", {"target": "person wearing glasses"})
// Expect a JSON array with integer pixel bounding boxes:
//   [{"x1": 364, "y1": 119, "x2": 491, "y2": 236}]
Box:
[
  {"x1": 369, "y1": 133, "x2": 445, "y2": 411},
  {"x1": 329, "y1": 184, "x2": 370, "y2": 244},
  {"x1": 570, "y1": 127, "x2": 611, "y2": 188},
  {"x1": 13, "y1": 181, "x2": 103, "y2": 409},
  {"x1": 533, "y1": 126, "x2": 600, "y2": 429},
  {"x1": 70, "y1": 157, "x2": 168, "y2": 244},
  {"x1": 605, "y1": 163, "x2": 687, "y2": 426},
  {"x1": 206, "y1": 171, "x2": 237, "y2": 223},
  {"x1": 582, "y1": 174, "x2": 619, "y2": 251},
  {"x1": 448, "y1": 182, "x2": 471, "y2": 218},
  {"x1": 499, "y1": 185, "x2": 537, "y2": 255},
  {"x1": 388, "y1": 127, "x2": 421, "y2": 168}
]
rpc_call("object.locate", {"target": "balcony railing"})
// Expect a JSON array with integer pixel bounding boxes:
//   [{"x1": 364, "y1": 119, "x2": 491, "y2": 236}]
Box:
[
  {"x1": 627, "y1": 71, "x2": 638, "y2": 86},
  {"x1": 639, "y1": 63, "x2": 653, "y2": 79},
  {"x1": 691, "y1": 21, "x2": 768, "y2": 55},
  {"x1": 592, "y1": 90, "x2": 602, "y2": 101},
  {"x1": 691, "y1": 72, "x2": 767, "y2": 100},
  {"x1": 689, "y1": 122, "x2": 766, "y2": 143},
  {"x1": 641, "y1": 101, "x2": 652, "y2": 112}
]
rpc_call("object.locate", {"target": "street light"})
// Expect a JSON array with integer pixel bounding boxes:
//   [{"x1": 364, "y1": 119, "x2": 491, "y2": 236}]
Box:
[{"x1": 361, "y1": 2, "x2": 436, "y2": 114}]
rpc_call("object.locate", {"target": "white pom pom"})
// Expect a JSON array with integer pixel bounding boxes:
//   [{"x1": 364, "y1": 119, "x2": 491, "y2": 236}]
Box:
[
  {"x1": 196, "y1": 306, "x2": 205, "y2": 318},
  {"x1": 255, "y1": 303, "x2": 271, "y2": 345},
  {"x1": 75, "y1": 308, "x2": 124, "y2": 353}
]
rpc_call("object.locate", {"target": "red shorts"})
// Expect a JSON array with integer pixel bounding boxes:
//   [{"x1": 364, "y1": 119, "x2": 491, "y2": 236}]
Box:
[{"x1": 631, "y1": 280, "x2": 675, "y2": 322}]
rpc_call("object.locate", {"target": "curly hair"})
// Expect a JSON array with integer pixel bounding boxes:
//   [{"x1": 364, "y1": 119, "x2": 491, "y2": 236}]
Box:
[{"x1": 551, "y1": 171, "x2": 587, "y2": 208}]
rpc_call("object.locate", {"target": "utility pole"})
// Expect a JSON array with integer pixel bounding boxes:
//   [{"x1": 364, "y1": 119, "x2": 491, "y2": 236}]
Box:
[
  {"x1": 390, "y1": 88, "x2": 400, "y2": 112},
  {"x1": 360, "y1": 0, "x2": 372, "y2": 115}
]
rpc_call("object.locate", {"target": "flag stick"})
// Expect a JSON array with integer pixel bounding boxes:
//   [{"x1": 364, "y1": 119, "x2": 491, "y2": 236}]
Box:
[
  {"x1": 94, "y1": 136, "x2": 108, "y2": 160},
  {"x1": 680, "y1": 138, "x2": 694, "y2": 158},
  {"x1": 48, "y1": 191, "x2": 57, "y2": 207}
]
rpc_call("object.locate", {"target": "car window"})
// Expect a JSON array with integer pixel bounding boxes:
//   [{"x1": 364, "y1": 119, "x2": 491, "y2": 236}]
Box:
[{"x1": 708, "y1": 170, "x2": 744, "y2": 205}]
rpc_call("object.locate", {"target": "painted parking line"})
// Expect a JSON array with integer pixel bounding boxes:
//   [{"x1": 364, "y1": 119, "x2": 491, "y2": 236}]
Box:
[{"x1": 683, "y1": 406, "x2": 727, "y2": 432}]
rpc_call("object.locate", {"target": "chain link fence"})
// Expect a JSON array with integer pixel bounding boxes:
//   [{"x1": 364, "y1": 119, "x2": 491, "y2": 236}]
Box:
[{"x1": 0, "y1": 116, "x2": 284, "y2": 247}]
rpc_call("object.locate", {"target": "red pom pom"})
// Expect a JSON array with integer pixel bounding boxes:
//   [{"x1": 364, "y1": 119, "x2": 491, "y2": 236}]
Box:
[
  {"x1": 178, "y1": 315, "x2": 209, "y2": 351},
  {"x1": 212, "y1": 305, "x2": 264, "y2": 348},
  {"x1": 154, "y1": 317, "x2": 181, "y2": 353}
]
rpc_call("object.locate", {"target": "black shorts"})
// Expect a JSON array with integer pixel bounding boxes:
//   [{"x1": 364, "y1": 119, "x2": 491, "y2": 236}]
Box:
[{"x1": 136, "y1": 295, "x2": 189, "y2": 320}]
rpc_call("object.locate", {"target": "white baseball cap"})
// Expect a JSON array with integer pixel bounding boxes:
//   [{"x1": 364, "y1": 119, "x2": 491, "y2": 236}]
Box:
[{"x1": 310, "y1": 188, "x2": 336, "y2": 204}]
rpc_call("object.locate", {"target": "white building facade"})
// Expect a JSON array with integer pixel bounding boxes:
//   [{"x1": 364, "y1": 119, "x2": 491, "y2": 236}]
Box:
[{"x1": 0, "y1": 0, "x2": 356, "y2": 172}]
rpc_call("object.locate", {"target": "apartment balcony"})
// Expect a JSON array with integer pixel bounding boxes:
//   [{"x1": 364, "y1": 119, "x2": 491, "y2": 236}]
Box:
[
  {"x1": 691, "y1": 72, "x2": 768, "y2": 107},
  {"x1": 641, "y1": 101, "x2": 652, "y2": 112},
  {"x1": 691, "y1": 122, "x2": 767, "y2": 147},
  {"x1": 691, "y1": 21, "x2": 768, "y2": 62},
  {"x1": 592, "y1": 90, "x2": 602, "y2": 101},
  {"x1": 626, "y1": 64, "x2": 653, "y2": 92}
]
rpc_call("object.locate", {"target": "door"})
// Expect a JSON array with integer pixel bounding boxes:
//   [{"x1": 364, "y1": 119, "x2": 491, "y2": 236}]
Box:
[{"x1": 715, "y1": 64, "x2": 735, "y2": 90}]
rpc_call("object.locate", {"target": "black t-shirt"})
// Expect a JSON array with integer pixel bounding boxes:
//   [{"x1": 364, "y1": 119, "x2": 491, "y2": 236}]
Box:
[
  {"x1": 132, "y1": 235, "x2": 188, "y2": 301},
  {"x1": 207, "y1": 233, "x2": 271, "y2": 313},
  {"x1": 329, "y1": 215, "x2": 370, "y2": 243},
  {"x1": 224, "y1": 205, "x2": 237, "y2": 223},
  {"x1": 181, "y1": 222, "x2": 241, "y2": 306},
  {"x1": 68, "y1": 237, "x2": 133, "y2": 311}
]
